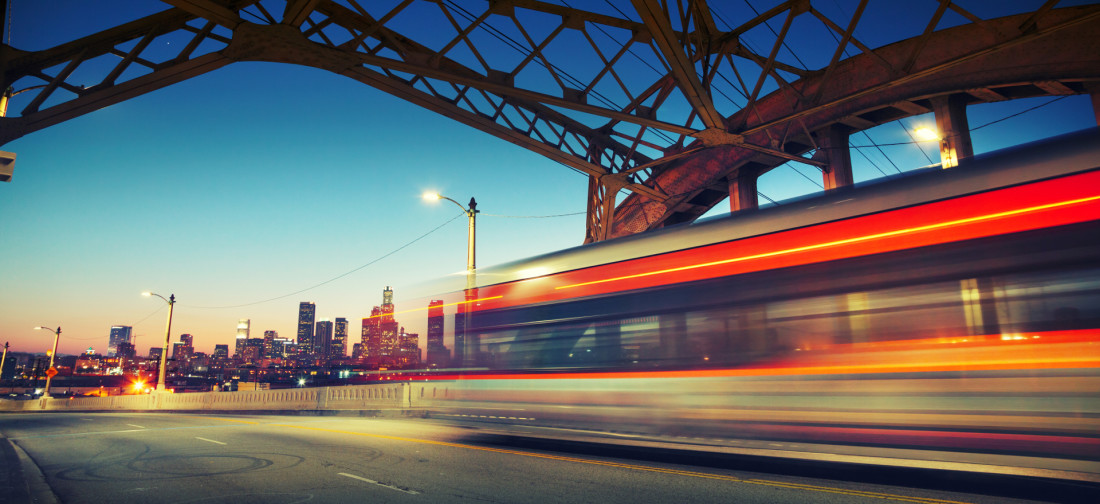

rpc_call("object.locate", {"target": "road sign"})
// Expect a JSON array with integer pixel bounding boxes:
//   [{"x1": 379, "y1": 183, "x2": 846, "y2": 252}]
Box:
[{"x1": 45, "y1": 367, "x2": 58, "y2": 378}]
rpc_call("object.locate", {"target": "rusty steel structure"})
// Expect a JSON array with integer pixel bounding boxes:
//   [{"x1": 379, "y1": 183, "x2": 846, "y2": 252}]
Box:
[{"x1": 1, "y1": 1, "x2": 1098, "y2": 242}]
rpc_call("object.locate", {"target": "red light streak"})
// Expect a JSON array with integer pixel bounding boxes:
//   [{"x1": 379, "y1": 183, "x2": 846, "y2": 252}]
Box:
[
  {"x1": 556, "y1": 194, "x2": 1100, "y2": 291},
  {"x1": 361, "y1": 295, "x2": 504, "y2": 320}
]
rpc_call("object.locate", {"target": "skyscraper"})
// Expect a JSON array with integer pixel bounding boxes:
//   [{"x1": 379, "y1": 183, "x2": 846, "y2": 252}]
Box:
[
  {"x1": 174, "y1": 333, "x2": 195, "y2": 368},
  {"x1": 380, "y1": 287, "x2": 399, "y2": 368},
  {"x1": 213, "y1": 344, "x2": 229, "y2": 362},
  {"x1": 235, "y1": 319, "x2": 250, "y2": 358},
  {"x1": 297, "y1": 302, "x2": 316, "y2": 360},
  {"x1": 332, "y1": 318, "x2": 348, "y2": 360},
  {"x1": 362, "y1": 306, "x2": 381, "y2": 368},
  {"x1": 426, "y1": 300, "x2": 448, "y2": 368},
  {"x1": 108, "y1": 325, "x2": 132, "y2": 357},
  {"x1": 263, "y1": 330, "x2": 278, "y2": 359},
  {"x1": 315, "y1": 319, "x2": 334, "y2": 361}
]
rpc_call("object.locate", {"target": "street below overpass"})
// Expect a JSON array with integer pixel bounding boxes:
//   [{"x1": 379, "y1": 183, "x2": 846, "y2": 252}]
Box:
[{"x1": 1, "y1": 412, "x2": 1094, "y2": 504}]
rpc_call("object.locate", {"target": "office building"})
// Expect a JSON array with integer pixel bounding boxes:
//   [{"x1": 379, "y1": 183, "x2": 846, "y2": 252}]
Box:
[
  {"x1": 332, "y1": 318, "x2": 348, "y2": 360},
  {"x1": 235, "y1": 319, "x2": 250, "y2": 358},
  {"x1": 315, "y1": 319, "x2": 334, "y2": 361},
  {"x1": 262, "y1": 330, "x2": 278, "y2": 359},
  {"x1": 107, "y1": 325, "x2": 132, "y2": 357},
  {"x1": 297, "y1": 302, "x2": 315, "y2": 360}
]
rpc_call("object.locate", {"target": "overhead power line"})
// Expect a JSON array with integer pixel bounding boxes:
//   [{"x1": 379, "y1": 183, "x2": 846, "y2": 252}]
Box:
[{"x1": 180, "y1": 213, "x2": 465, "y2": 309}]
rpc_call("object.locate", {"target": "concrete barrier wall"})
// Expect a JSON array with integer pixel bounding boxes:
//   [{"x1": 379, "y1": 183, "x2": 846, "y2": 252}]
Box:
[{"x1": 0, "y1": 382, "x2": 454, "y2": 414}]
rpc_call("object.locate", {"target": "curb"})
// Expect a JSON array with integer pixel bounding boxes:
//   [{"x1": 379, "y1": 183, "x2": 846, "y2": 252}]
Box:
[{"x1": 3, "y1": 439, "x2": 59, "y2": 504}]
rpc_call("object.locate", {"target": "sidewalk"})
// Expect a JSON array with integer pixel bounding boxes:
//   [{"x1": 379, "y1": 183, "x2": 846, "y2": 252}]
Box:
[{"x1": 0, "y1": 438, "x2": 57, "y2": 504}]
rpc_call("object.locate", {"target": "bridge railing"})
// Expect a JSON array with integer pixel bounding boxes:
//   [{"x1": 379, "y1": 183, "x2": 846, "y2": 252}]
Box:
[{"x1": 0, "y1": 382, "x2": 454, "y2": 414}]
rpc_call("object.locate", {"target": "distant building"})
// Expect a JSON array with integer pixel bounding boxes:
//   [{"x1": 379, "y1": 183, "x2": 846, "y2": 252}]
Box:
[
  {"x1": 235, "y1": 319, "x2": 250, "y2": 358},
  {"x1": 426, "y1": 300, "x2": 448, "y2": 368},
  {"x1": 397, "y1": 328, "x2": 420, "y2": 369},
  {"x1": 315, "y1": 319, "x2": 334, "y2": 361},
  {"x1": 262, "y1": 330, "x2": 278, "y2": 359},
  {"x1": 149, "y1": 347, "x2": 162, "y2": 360},
  {"x1": 297, "y1": 302, "x2": 315, "y2": 360},
  {"x1": 173, "y1": 334, "x2": 194, "y2": 367},
  {"x1": 107, "y1": 325, "x2": 132, "y2": 357},
  {"x1": 362, "y1": 306, "x2": 381, "y2": 367},
  {"x1": 213, "y1": 344, "x2": 229, "y2": 362},
  {"x1": 241, "y1": 338, "x2": 264, "y2": 365},
  {"x1": 116, "y1": 342, "x2": 136, "y2": 359},
  {"x1": 380, "y1": 287, "x2": 399, "y2": 368},
  {"x1": 274, "y1": 336, "x2": 294, "y2": 359},
  {"x1": 332, "y1": 318, "x2": 348, "y2": 360},
  {"x1": 361, "y1": 287, "x2": 416, "y2": 370}
]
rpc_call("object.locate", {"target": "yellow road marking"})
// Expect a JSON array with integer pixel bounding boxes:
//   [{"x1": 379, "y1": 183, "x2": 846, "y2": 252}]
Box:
[{"x1": 272, "y1": 423, "x2": 971, "y2": 504}]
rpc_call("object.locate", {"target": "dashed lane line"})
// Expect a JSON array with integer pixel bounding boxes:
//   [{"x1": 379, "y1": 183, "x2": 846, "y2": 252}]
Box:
[
  {"x1": 339, "y1": 473, "x2": 420, "y2": 495},
  {"x1": 195, "y1": 437, "x2": 227, "y2": 445}
]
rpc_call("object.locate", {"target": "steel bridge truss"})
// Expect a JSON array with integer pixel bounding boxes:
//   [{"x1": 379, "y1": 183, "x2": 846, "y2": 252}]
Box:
[{"x1": 1, "y1": 0, "x2": 1098, "y2": 242}]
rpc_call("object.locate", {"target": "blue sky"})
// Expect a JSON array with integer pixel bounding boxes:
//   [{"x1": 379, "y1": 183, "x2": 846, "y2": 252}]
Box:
[{"x1": 1, "y1": 1, "x2": 1096, "y2": 356}]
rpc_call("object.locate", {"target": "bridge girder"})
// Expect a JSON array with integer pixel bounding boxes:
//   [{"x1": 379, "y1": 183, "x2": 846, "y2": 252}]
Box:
[{"x1": 1, "y1": 1, "x2": 1098, "y2": 243}]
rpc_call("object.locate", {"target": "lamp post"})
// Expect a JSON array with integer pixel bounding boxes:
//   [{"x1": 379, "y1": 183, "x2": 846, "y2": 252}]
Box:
[
  {"x1": 423, "y1": 192, "x2": 480, "y2": 367},
  {"x1": 143, "y1": 292, "x2": 175, "y2": 393},
  {"x1": 33, "y1": 326, "x2": 61, "y2": 397},
  {"x1": 0, "y1": 341, "x2": 9, "y2": 390}
]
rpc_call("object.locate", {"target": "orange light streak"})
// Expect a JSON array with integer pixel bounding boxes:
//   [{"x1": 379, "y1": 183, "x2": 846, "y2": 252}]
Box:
[
  {"x1": 556, "y1": 194, "x2": 1100, "y2": 291},
  {"x1": 361, "y1": 295, "x2": 503, "y2": 320}
]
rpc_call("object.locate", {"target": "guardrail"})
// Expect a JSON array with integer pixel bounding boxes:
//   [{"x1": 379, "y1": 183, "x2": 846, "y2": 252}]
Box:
[{"x1": 0, "y1": 382, "x2": 453, "y2": 414}]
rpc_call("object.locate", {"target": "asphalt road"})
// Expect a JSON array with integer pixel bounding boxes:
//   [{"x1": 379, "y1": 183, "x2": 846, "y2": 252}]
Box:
[{"x1": 0, "y1": 412, "x2": 1093, "y2": 504}]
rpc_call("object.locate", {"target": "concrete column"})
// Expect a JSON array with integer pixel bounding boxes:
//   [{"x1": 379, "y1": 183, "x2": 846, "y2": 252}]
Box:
[
  {"x1": 931, "y1": 94, "x2": 973, "y2": 168},
  {"x1": 726, "y1": 168, "x2": 758, "y2": 212},
  {"x1": 816, "y1": 125, "x2": 853, "y2": 190}
]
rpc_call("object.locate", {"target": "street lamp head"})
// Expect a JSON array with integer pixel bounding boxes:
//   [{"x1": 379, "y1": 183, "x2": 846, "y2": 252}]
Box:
[
  {"x1": 422, "y1": 191, "x2": 441, "y2": 202},
  {"x1": 914, "y1": 127, "x2": 941, "y2": 142},
  {"x1": 141, "y1": 291, "x2": 152, "y2": 297}
]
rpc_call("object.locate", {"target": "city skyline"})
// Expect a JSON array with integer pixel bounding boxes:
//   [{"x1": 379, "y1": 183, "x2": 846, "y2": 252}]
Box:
[{"x1": 29, "y1": 288, "x2": 445, "y2": 362}]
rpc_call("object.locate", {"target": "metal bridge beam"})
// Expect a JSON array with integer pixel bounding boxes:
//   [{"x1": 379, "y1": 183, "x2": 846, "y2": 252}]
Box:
[{"x1": 611, "y1": 6, "x2": 1100, "y2": 239}]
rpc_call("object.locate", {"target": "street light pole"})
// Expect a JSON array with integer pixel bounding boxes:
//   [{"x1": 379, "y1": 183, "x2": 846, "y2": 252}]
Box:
[
  {"x1": 423, "y1": 192, "x2": 480, "y2": 366},
  {"x1": 143, "y1": 292, "x2": 176, "y2": 393},
  {"x1": 33, "y1": 326, "x2": 61, "y2": 397},
  {"x1": 0, "y1": 341, "x2": 8, "y2": 390}
]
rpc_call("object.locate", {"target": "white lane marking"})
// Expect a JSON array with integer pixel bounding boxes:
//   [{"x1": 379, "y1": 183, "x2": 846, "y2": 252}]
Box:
[
  {"x1": 338, "y1": 473, "x2": 420, "y2": 495},
  {"x1": 126, "y1": 424, "x2": 146, "y2": 429},
  {"x1": 195, "y1": 437, "x2": 227, "y2": 445}
]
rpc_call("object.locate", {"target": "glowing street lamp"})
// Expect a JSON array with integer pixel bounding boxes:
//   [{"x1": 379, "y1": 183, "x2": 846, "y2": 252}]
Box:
[
  {"x1": 142, "y1": 291, "x2": 175, "y2": 393},
  {"x1": 33, "y1": 326, "x2": 61, "y2": 397},
  {"x1": 422, "y1": 192, "x2": 479, "y2": 279},
  {"x1": 914, "y1": 126, "x2": 941, "y2": 142}
]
